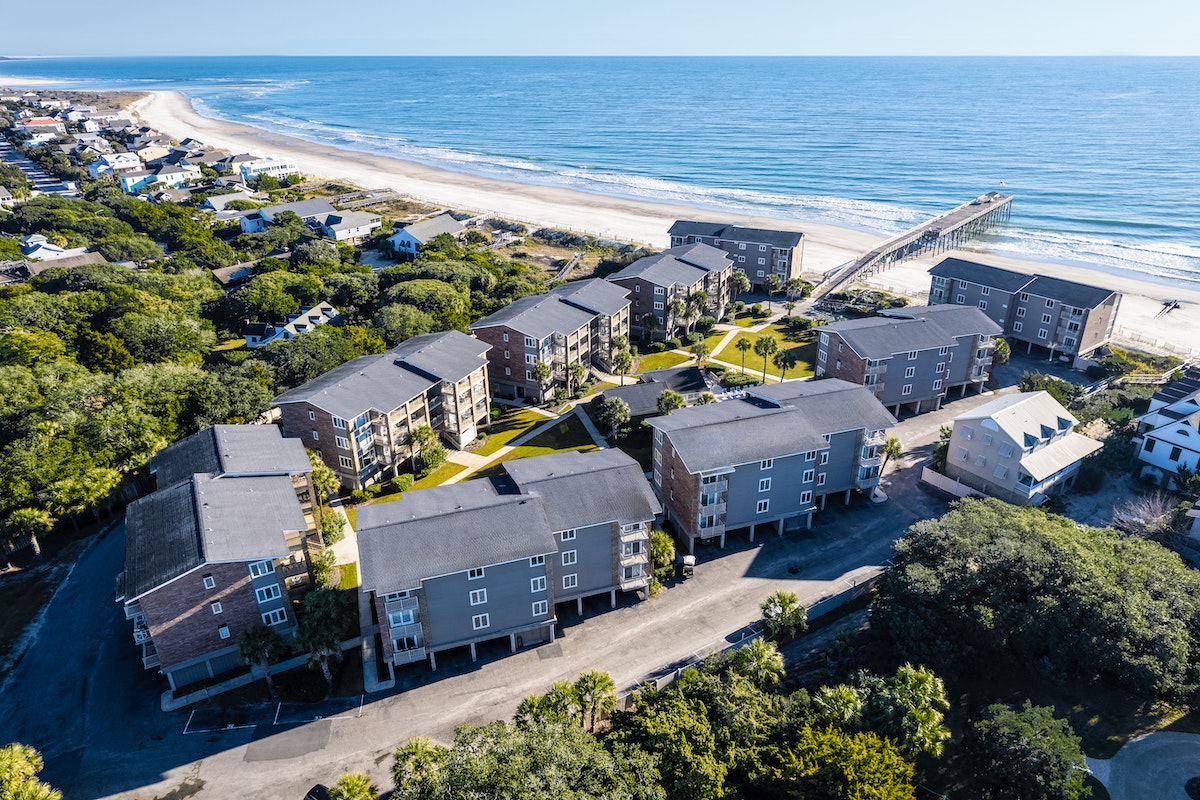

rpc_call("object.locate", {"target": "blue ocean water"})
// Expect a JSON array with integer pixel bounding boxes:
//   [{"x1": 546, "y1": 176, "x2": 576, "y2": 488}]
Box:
[{"x1": 3, "y1": 56, "x2": 1199, "y2": 283}]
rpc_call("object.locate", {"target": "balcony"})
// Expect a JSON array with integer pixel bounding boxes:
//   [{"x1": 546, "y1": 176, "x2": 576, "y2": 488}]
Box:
[
  {"x1": 393, "y1": 646, "x2": 427, "y2": 666},
  {"x1": 141, "y1": 640, "x2": 159, "y2": 670},
  {"x1": 619, "y1": 524, "x2": 650, "y2": 544},
  {"x1": 620, "y1": 573, "x2": 651, "y2": 592},
  {"x1": 620, "y1": 551, "x2": 649, "y2": 570},
  {"x1": 863, "y1": 431, "x2": 887, "y2": 446},
  {"x1": 132, "y1": 614, "x2": 152, "y2": 645},
  {"x1": 699, "y1": 500, "x2": 727, "y2": 516},
  {"x1": 698, "y1": 522, "x2": 725, "y2": 539},
  {"x1": 124, "y1": 600, "x2": 142, "y2": 621},
  {"x1": 699, "y1": 478, "x2": 728, "y2": 493}
]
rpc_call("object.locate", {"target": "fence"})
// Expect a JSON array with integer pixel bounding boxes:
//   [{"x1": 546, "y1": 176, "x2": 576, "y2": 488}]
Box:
[
  {"x1": 920, "y1": 466, "x2": 985, "y2": 500},
  {"x1": 1112, "y1": 326, "x2": 1198, "y2": 358}
]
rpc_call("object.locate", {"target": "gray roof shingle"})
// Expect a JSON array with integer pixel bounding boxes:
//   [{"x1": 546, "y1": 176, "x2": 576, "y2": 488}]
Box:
[
  {"x1": 818, "y1": 316, "x2": 957, "y2": 360},
  {"x1": 387, "y1": 330, "x2": 490, "y2": 384},
  {"x1": 668, "y1": 220, "x2": 804, "y2": 248},
  {"x1": 884, "y1": 304, "x2": 1004, "y2": 338},
  {"x1": 469, "y1": 292, "x2": 596, "y2": 339},
  {"x1": 503, "y1": 449, "x2": 660, "y2": 532},
  {"x1": 609, "y1": 243, "x2": 731, "y2": 287},
  {"x1": 150, "y1": 425, "x2": 312, "y2": 488},
  {"x1": 1022, "y1": 275, "x2": 1118, "y2": 310},
  {"x1": 394, "y1": 212, "x2": 464, "y2": 244},
  {"x1": 930, "y1": 257, "x2": 1037, "y2": 292},
  {"x1": 547, "y1": 279, "x2": 631, "y2": 317}
]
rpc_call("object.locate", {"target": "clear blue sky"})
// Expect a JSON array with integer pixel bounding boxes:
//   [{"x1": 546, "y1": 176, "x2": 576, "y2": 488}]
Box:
[{"x1": 7, "y1": 0, "x2": 1199, "y2": 57}]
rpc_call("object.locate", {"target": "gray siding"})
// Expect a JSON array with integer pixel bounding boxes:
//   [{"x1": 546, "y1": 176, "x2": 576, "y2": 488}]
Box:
[
  {"x1": 821, "y1": 430, "x2": 860, "y2": 496},
  {"x1": 876, "y1": 348, "x2": 946, "y2": 407},
  {"x1": 422, "y1": 557, "x2": 551, "y2": 650},
  {"x1": 724, "y1": 451, "x2": 814, "y2": 529},
  {"x1": 553, "y1": 522, "x2": 615, "y2": 601},
  {"x1": 931, "y1": 277, "x2": 1009, "y2": 329}
]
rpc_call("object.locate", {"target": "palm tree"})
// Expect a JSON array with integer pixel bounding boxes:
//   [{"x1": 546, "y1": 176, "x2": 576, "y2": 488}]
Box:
[
  {"x1": 815, "y1": 684, "x2": 864, "y2": 728},
  {"x1": 0, "y1": 507, "x2": 52, "y2": 563},
  {"x1": 599, "y1": 397, "x2": 631, "y2": 438},
  {"x1": 881, "y1": 436, "x2": 903, "y2": 474},
  {"x1": 612, "y1": 348, "x2": 634, "y2": 386},
  {"x1": 773, "y1": 348, "x2": 799, "y2": 381},
  {"x1": 753, "y1": 335, "x2": 779, "y2": 382},
  {"x1": 690, "y1": 340, "x2": 711, "y2": 367},
  {"x1": 668, "y1": 297, "x2": 687, "y2": 338},
  {"x1": 783, "y1": 300, "x2": 796, "y2": 318},
  {"x1": 735, "y1": 638, "x2": 785, "y2": 688},
  {"x1": 0, "y1": 743, "x2": 61, "y2": 800},
  {"x1": 239, "y1": 623, "x2": 288, "y2": 700},
  {"x1": 532, "y1": 359, "x2": 552, "y2": 388},
  {"x1": 784, "y1": 276, "x2": 808, "y2": 302},
  {"x1": 760, "y1": 589, "x2": 807, "y2": 642},
  {"x1": 639, "y1": 312, "x2": 659, "y2": 344},
  {"x1": 516, "y1": 679, "x2": 578, "y2": 727},
  {"x1": 763, "y1": 274, "x2": 783, "y2": 312},
  {"x1": 411, "y1": 424, "x2": 438, "y2": 472},
  {"x1": 391, "y1": 737, "x2": 447, "y2": 800},
  {"x1": 657, "y1": 389, "x2": 686, "y2": 416},
  {"x1": 307, "y1": 448, "x2": 341, "y2": 506},
  {"x1": 328, "y1": 772, "x2": 378, "y2": 800},
  {"x1": 729, "y1": 270, "x2": 751, "y2": 302},
  {"x1": 735, "y1": 337, "x2": 753, "y2": 374},
  {"x1": 295, "y1": 588, "x2": 348, "y2": 691},
  {"x1": 573, "y1": 669, "x2": 618, "y2": 731},
  {"x1": 567, "y1": 361, "x2": 587, "y2": 397},
  {"x1": 889, "y1": 663, "x2": 951, "y2": 757}
]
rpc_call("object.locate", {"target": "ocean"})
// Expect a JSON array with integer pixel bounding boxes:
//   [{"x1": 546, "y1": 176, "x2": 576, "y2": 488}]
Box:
[{"x1": 3, "y1": 56, "x2": 1199, "y2": 284}]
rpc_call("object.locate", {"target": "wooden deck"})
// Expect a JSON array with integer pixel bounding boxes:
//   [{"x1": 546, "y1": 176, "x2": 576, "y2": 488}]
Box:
[{"x1": 812, "y1": 192, "x2": 1013, "y2": 301}]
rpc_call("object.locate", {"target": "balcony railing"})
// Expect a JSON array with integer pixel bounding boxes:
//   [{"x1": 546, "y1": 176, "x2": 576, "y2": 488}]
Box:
[
  {"x1": 393, "y1": 646, "x2": 426, "y2": 666},
  {"x1": 699, "y1": 500, "x2": 727, "y2": 516},
  {"x1": 141, "y1": 640, "x2": 159, "y2": 670},
  {"x1": 620, "y1": 551, "x2": 649, "y2": 569},
  {"x1": 698, "y1": 523, "x2": 725, "y2": 539},
  {"x1": 699, "y1": 478, "x2": 728, "y2": 493},
  {"x1": 619, "y1": 525, "x2": 650, "y2": 543},
  {"x1": 620, "y1": 574, "x2": 651, "y2": 592},
  {"x1": 124, "y1": 601, "x2": 142, "y2": 620},
  {"x1": 863, "y1": 431, "x2": 887, "y2": 446}
]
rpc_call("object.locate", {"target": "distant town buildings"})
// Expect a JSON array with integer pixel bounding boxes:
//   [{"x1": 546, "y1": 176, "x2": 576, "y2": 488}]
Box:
[{"x1": 669, "y1": 220, "x2": 805, "y2": 288}]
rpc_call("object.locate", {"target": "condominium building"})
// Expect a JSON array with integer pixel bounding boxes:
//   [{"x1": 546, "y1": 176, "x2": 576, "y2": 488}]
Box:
[
  {"x1": 648, "y1": 379, "x2": 895, "y2": 552},
  {"x1": 668, "y1": 220, "x2": 805, "y2": 287},
  {"x1": 816, "y1": 304, "x2": 1002, "y2": 416},
  {"x1": 607, "y1": 243, "x2": 734, "y2": 340},
  {"x1": 273, "y1": 331, "x2": 490, "y2": 489}
]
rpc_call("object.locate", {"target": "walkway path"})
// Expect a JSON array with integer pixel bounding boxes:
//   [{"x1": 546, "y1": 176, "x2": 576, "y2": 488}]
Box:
[{"x1": 1086, "y1": 731, "x2": 1200, "y2": 800}]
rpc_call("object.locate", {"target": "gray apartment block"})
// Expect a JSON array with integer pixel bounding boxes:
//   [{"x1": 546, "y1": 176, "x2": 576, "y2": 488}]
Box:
[
  {"x1": 607, "y1": 243, "x2": 733, "y2": 339},
  {"x1": 273, "y1": 331, "x2": 491, "y2": 489},
  {"x1": 668, "y1": 220, "x2": 804, "y2": 287},
  {"x1": 815, "y1": 304, "x2": 1001, "y2": 416},
  {"x1": 469, "y1": 279, "x2": 631, "y2": 402},
  {"x1": 647, "y1": 379, "x2": 895, "y2": 553},
  {"x1": 357, "y1": 450, "x2": 659, "y2": 674},
  {"x1": 928, "y1": 257, "x2": 1120, "y2": 362}
]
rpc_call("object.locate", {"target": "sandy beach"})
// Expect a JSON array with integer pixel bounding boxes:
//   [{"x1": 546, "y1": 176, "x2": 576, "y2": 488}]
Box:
[{"x1": 105, "y1": 90, "x2": 1200, "y2": 358}]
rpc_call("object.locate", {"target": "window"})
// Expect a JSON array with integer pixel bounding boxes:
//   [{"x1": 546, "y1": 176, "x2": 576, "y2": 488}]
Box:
[
  {"x1": 816, "y1": 473, "x2": 826, "y2": 487},
  {"x1": 308, "y1": 410, "x2": 315, "y2": 421},
  {"x1": 622, "y1": 540, "x2": 643, "y2": 556},
  {"x1": 993, "y1": 465, "x2": 1009, "y2": 479},
  {"x1": 902, "y1": 384, "x2": 913, "y2": 396},
  {"x1": 218, "y1": 625, "x2": 230, "y2": 640},
  {"x1": 1013, "y1": 321, "x2": 1023, "y2": 333},
  {"x1": 654, "y1": 301, "x2": 664, "y2": 311},
  {"x1": 962, "y1": 427, "x2": 973, "y2": 439},
  {"x1": 978, "y1": 301, "x2": 987, "y2": 310},
  {"x1": 933, "y1": 379, "x2": 943, "y2": 390},
  {"x1": 760, "y1": 458, "x2": 774, "y2": 470},
  {"x1": 654, "y1": 286, "x2": 664, "y2": 295},
  {"x1": 904, "y1": 366, "x2": 915, "y2": 378},
  {"x1": 621, "y1": 522, "x2": 642, "y2": 533},
  {"x1": 523, "y1": 336, "x2": 536, "y2": 347},
  {"x1": 563, "y1": 574, "x2": 578, "y2": 590},
  {"x1": 796, "y1": 469, "x2": 813, "y2": 485},
  {"x1": 975, "y1": 454, "x2": 987, "y2": 466},
  {"x1": 531, "y1": 576, "x2": 546, "y2": 593},
  {"x1": 559, "y1": 529, "x2": 576, "y2": 541},
  {"x1": 936, "y1": 362, "x2": 945, "y2": 372},
  {"x1": 756, "y1": 499, "x2": 770, "y2": 514},
  {"x1": 634, "y1": 284, "x2": 641, "y2": 292},
  {"x1": 388, "y1": 608, "x2": 415, "y2": 626},
  {"x1": 908, "y1": 350, "x2": 918, "y2": 360},
  {"x1": 335, "y1": 435, "x2": 350, "y2": 450},
  {"x1": 502, "y1": 332, "x2": 509, "y2": 342},
  {"x1": 332, "y1": 416, "x2": 346, "y2": 430},
  {"x1": 999, "y1": 443, "x2": 1015, "y2": 457},
  {"x1": 262, "y1": 608, "x2": 287, "y2": 626},
  {"x1": 758, "y1": 257, "x2": 765, "y2": 265},
  {"x1": 1042, "y1": 313, "x2": 1052, "y2": 324},
  {"x1": 1016, "y1": 307, "x2": 1026, "y2": 317},
  {"x1": 1170, "y1": 446, "x2": 1183, "y2": 461},
  {"x1": 311, "y1": 430, "x2": 319, "y2": 441},
  {"x1": 468, "y1": 567, "x2": 485, "y2": 580},
  {"x1": 469, "y1": 588, "x2": 487, "y2": 606},
  {"x1": 756, "y1": 270, "x2": 765, "y2": 277},
  {"x1": 737, "y1": 255, "x2": 745, "y2": 263},
  {"x1": 339, "y1": 456, "x2": 352, "y2": 469},
  {"x1": 472, "y1": 613, "x2": 490, "y2": 630},
  {"x1": 956, "y1": 447, "x2": 969, "y2": 462},
  {"x1": 530, "y1": 555, "x2": 545, "y2": 567},
  {"x1": 202, "y1": 574, "x2": 215, "y2": 590},
  {"x1": 249, "y1": 559, "x2": 274, "y2": 578},
  {"x1": 805, "y1": 451, "x2": 816, "y2": 461},
  {"x1": 532, "y1": 600, "x2": 548, "y2": 616},
  {"x1": 956, "y1": 294, "x2": 966, "y2": 304},
  {"x1": 1143, "y1": 439, "x2": 1156, "y2": 453},
  {"x1": 384, "y1": 590, "x2": 411, "y2": 601},
  {"x1": 800, "y1": 491, "x2": 813, "y2": 504},
  {"x1": 562, "y1": 550, "x2": 577, "y2": 566},
  {"x1": 1038, "y1": 328, "x2": 1048, "y2": 339},
  {"x1": 739, "y1": 242, "x2": 746, "y2": 250},
  {"x1": 525, "y1": 353, "x2": 535, "y2": 364},
  {"x1": 1019, "y1": 292, "x2": 1029, "y2": 301},
  {"x1": 980, "y1": 286, "x2": 990, "y2": 295},
  {"x1": 504, "y1": 367, "x2": 511, "y2": 376},
  {"x1": 759, "y1": 244, "x2": 768, "y2": 252},
  {"x1": 982, "y1": 433, "x2": 993, "y2": 446},
  {"x1": 255, "y1": 584, "x2": 281, "y2": 604},
  {"x1": 758, "y1": 478, "x2": 771, "y2": 492},
  {"x1": 623, "y1": 564, "x2": 643, "y2": 580},
  {"x1": 1046, "y1": 298, "x2": 1055, "y2": 307},
  {"x1": 211, "y1": 602, "x2": 223, "y2": 615},
  {"x1": 820, "y1": 451, "x2": 829, "y2": 465}
]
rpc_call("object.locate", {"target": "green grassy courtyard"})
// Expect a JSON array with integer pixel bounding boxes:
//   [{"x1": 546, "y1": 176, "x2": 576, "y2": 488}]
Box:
[{"x1": 714, "y1": 322, "x2": 817, "y2": 380}]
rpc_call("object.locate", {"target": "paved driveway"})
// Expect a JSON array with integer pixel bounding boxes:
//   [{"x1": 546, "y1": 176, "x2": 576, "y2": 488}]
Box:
[{"x1": 1089, "y1": 732, "x2": 1200, "y2": 800}]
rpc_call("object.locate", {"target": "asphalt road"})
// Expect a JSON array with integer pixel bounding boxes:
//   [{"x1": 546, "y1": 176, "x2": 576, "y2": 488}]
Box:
[
  {"x1": 0, "y1": 390, "x2": 997, "y2": 800},
  {"x1": 1088, "y1": 732, "x2": 1200, "y2": 800}
]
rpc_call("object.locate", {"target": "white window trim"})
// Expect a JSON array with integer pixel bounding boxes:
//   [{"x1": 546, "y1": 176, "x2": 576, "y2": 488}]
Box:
[
  {"x1": 255, "y1": 584, "x2": 281, "y2": 604},
  {"x1": 562, "y1": 550, "x2": 577, "y2": 566},
  {"x1": 532, "y1": 600, "x2": 548, "y2": 616},
  {"x1": 211, "y1": 602, "x2": 223, "y2": 615},
  {"x1": 468, "y1": 567, "x2": 485, "y2": 580},
  {"x1": 531, "y1": 576, "x2": 546, "y2": 593},
  {"x1": 530, "y1": 555, "x2": 545, "y2": 567},
  {"x1": 202, "y1": 574, "x2": 215, "y2": 590},
  {"x1": 756, "y1": 499, "x2": 770, "y2": 514},
  {"x1": 218, "y1": 625, "x2": 231, "y2": 639},
  {"x1": 469, "y1": 588, "x2": 487, "y2": 606},
  {"x1": 563, "y1": 573, "x2": 578, "y2": 590},
  {"x1": 249, "y1": 559, "x2": 274, "y2": 578},
  {"x1": 760, "y1": 458, "x2": 774, "y2": 470},
  {"x1": 262, "y1": 608, "x2": 287, "y2": 626},
  {"x1": 559, "y1": 529, "x2": 576, "y2": 541},
  {"x1": 472, "y1": 613, "x2": 490, "y2": 630},
  {"x1": 759, "y1": 478, "x2": 771, "y2": 492}
]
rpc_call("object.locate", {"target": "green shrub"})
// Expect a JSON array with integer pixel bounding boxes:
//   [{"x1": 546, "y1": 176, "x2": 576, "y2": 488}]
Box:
[
  {"x1": 393, "y1": 473, "x2": 415, "y2": 493},
  {"x1": 722, "y1": 373, "x2": 759, "y2": 388},
  {"x1": 696, "y1": 315, "x2": 716, "y2": 333},
  {"x1": 663, "y1": 337, "x2": 682, "y2": 350},
  {"x1": 319, "y1": 508, "x2": 347, "y2": 546},
  {"x1": 311, "y1": 549, "x2": 337, "y2": 588},
  {"x1": 649, "y1": 341, "x2": 667, "y2": 353}
]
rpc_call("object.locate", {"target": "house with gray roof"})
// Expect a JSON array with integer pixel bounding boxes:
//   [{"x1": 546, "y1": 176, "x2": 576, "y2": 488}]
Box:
[
  {"x1": 243, "y1": 302, "x2": 340, "y2": 348},
  {"x1": 357, "y1": 449, "x2": 658, "y2": 674},
  {"x1": 385, "y1": 212, "x2": 465, "y2": 260},
  {"x1": 469, "y1": 279, "x2": 631, "y2": 402},
  {"x1": 648, "y1": 378, "x2": 895, "y2": 553},
  {"x1": 669, "y1": 220, "x2": 805, "y2": 288},
  {"x1": 314, "y1": 210, "x2": 382, "y2": 243},
  {"x1": 273, "y1": 331, "x2": 491, "y2": 489},
  {"x1": 942, "y1": 391, "x2": 1101, "y2": 505},
  {"x1": 240, "y1": 198, "x2": 336, "y2": 234},
  {"x1": 607, "y1": 243, "x2": 733, "y2": 340},
  {"x1": 816, "y1": 304, "x2": 1002, "y2": 416},
  {"x1": 928, "y1": 256, "x2": 1120, "y2": 362},
  {"x1": 117, "y1": 423, "x2": 322, "y2": 692}
]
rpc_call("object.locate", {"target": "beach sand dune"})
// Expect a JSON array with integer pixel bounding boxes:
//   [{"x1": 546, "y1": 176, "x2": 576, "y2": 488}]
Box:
[{"x1": 124, "y1": 90, "x2": 1200, "y2": 357}]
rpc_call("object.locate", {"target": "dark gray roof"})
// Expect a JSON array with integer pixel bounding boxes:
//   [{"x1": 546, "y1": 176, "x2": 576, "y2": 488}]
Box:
[
  {"x1": 608, "y1": 243, "x2": 731, "y2": 287},
  {"x1": 642, "y1": 365, "x2": 708, "y2": 395},
  {"x1": 548, "y1": 279, "x2": 631, "y2": 317},
  {"x1": 504, "y1": 449, "x2": 660, "y2": 532},
  {"x1": 273, "y1": 331, "x2": 486, "y2": 418},
  {"x1": 817, "y1": 316, "x2": 957, "y2": 360},
  {"x1": 600, "y1": 382, "x2": 672, "y2": 417},
  {"x1": 1022, "y1": 275, "x2": 1118, "y2": 309},
  {"x1": 649, "y1": 378, "x2": 894, "y2": 473},
  {"x1": 469, "y1": 292, "x2": 596, "y2": 339},
  {"x1": 669, "y1": 220, "x2": 804, "y2": 248},
  {"x1": 262, "y1": 198, "x2": 335, "y2": 221},
  {"x1": 123, "y1": 474, "x2": 303, "y2": 601},
  {"x1": 356, "y1": 480, "x2": 556, "y2": 594},
  {"x1": 387, "y1": 330, "x2": 490, "y2": 384},
  {"x1": 884, "y1": 304, "x2": 1003, "y2": 338},
  {"x1": 321, "y1": 211, "x2": 380, "y2": 231},
  {"x1": 150, "y1": 425, "x2": 311, "y2": 488},
  {"x1": 394, "y1": 212, "x2": 463, "y2": 244},
  {"x1": 929, "y1": 257, "x2": 1036, "y2": 293}
]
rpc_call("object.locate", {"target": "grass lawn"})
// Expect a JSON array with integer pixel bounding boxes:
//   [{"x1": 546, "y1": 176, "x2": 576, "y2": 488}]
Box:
[
  {"x1": 636, "y1": 351, "x2": 689, "y2": 373},
  {"x1": 702, "y1": 330, "x2": 729, "y2": 352},
  {"x1": 213, "y1": 337, "x2": 246, "y2": 352},
  {"x1": 412, "y1": 461, "x2": 467, "y2": 490},
  {"x1": 583, "y1": 381, "x2": 617, "y2": 397},
  {"x1": 475, "y1": 408, "x2": 548, "y2": 456},
  {"x1": 341, "y1": 504, "x2": 356, "y2": 530},
  {"x1": 714, "y1": 323, "x2": 817, "y2": 380},
  {"x1": 468, "y1": 414, "x2": 598, "y2": 478},
  {"x1": 336, "y1": 561, "x2": 359, "y2": 590}
]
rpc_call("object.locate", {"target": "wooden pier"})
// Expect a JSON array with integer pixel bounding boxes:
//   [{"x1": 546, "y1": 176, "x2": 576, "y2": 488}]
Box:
[{"x1": 811, "y1": 192, "x2": 1013, "y2": 301}]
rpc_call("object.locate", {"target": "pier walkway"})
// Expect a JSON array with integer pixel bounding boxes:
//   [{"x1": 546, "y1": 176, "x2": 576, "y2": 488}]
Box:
[{"x1": 812, "y1": 192, "x2": 1013, "y2": 301}]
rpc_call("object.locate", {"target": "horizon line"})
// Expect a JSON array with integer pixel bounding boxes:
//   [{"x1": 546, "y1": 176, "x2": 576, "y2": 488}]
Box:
[{"x1": 4, "y1": 53, "x2": 1200, "y2": 59}]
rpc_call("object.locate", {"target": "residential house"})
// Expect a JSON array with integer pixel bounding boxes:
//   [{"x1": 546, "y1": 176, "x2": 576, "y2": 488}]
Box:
[
  {"x1": 18, "y1": 117, "x2": 65, "y2": 134},
  {"x1": 131, "y1": 142, "x2": 172, "y2": 165},
  {"x1": 928, "y1": 257, "x2": 1121, "y2": 362},
  {"x1": 943, "y1": 391, "x2": 1101, "y2": 505},
  {"x1": 210, "y1": 262, "x2": 256, "y2": 288},
  {"x1": 606, "y1": 243, "x2": 733, "y2": 340},
  {"x1": 116, "y1": 425, "x2": 322, "y2": 691},
  {"x1": 357, "y1": 449, "x2": 659, "y2": 674},
  {"x1": 244, "y1": 302, "x2": 340, "y2": 348},
  {"x1": 648, "y1": 378, "x2": 895, "y2": 553},
  {"x1": 386, "y1": 212, "x2": 465, "y2": 259},
  {"x1": 179, "y1": 149, "x2": 233, "y2": 169},
  {"x1": 201, "y1": 191, "x2": 256, "y2": 214},
  {"x1": 273, "y1": 331, "x2": 491, "y2": 489},
  {"x1": 239, "y1": 156, "x2": 300, "y2": 182},
  {"x1": 815, "y1": 304, "x2": 1002, "y2": 416},
  {"x1": 599, "y1": 365, "x2": 710, "y2": 418},
  {"x1": 215, "y1": 153, "x2": 258, "y2": 175},
  {"x1": 18, "y1": 233, "x2": 89, "y2": 262},
  {"x1": 469, "y1": 279, "x2": 631, "y2": 402},
  {"x1": 118, "y1": 163, "x2": 201, "y2": 195},
  {"x1": 1134, "y1": 372, "x2": 1200, "y2": 487},
  {"x1": 239, "y1": 198, "x2": 336, "y2": 234},
  {"x1": 668, "y1": 220, "x2": 805, "y2": 287},
  {"x1": 314, "y1": 211, "x2": 382, "y2": 243},
  {"x1": 0, "y1": 186, "x2": 13, "y2": 208}
]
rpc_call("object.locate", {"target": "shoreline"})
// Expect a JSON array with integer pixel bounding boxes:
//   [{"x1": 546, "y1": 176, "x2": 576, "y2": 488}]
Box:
[{"x1": 11, "y1": 83, "x2": 1200, "y2": 356}]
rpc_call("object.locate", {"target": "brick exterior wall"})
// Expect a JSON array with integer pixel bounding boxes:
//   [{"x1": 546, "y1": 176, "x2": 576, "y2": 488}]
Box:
[
  {"x1": 653, "y1": 435, "x2": 702, "y2": 537},
  {"x1": 817, "y1": 332, "x2": 869, "y2": 385},
  {"x1": 139, "y1": 559, "x2": 288, "y2": 669}
]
